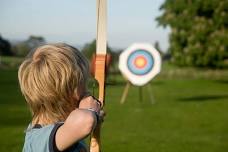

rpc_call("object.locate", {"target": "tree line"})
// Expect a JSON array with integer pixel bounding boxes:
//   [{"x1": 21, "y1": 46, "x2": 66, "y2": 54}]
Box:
[
  {"x1": 157, "y1": 0, "x2": 228, "y2": 68},
  {"x1": 1, "y1": 0, "x2": 227, "y2": 68},
  {"x1": 0, "y1": 35, "x2": 45, "y2": 57},
  {"x1": 0, "y1": 35, "x2": 120, "y2": 73}
]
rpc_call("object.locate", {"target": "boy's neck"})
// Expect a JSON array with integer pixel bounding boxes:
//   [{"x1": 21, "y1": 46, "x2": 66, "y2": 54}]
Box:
[
  {"x1": 32, "y1": 114, "x2": 65, "y2": 126},
  {"x1": 32, "y1": 116, "x2": 51, "y2": 126}
]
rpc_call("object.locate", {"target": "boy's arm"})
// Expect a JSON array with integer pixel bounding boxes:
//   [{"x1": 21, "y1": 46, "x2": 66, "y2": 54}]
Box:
[{"x1": 55, "y1": 96, "x2": 100, "y2": 151}]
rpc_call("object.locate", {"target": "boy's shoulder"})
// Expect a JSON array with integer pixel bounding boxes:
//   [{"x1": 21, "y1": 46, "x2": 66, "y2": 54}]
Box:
[
  {"x1": 23, "y1": 123, "x2": 62, "y2": 152},
  {"x1": 23, "y1": 123, "x2": 87, "y2": 152}
]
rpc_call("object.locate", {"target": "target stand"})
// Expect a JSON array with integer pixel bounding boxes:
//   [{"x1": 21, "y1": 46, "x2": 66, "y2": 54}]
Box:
[
  {"x1": 119, "y1": 43, "x2": 161, "y2": 104},
  {"x1": 120, "y1": 81, "x2": 155, "y2": 104}
]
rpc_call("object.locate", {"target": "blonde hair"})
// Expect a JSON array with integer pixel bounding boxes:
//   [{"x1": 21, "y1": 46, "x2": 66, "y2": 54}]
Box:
[{"x1": 18, "y1": 43, "x2": 89, "y2": 125}]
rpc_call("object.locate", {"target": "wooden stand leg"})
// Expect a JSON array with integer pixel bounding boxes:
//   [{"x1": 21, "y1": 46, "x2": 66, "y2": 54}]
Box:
[
  {"x1": 147, "y1": 84, "x2": 155, "y2": 104},
  {"x1": 120, "y1": 82, "x2": 130, "y2": 104}
]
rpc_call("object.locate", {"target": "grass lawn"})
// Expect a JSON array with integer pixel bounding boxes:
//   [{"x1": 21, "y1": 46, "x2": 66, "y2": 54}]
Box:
[{"x1": 0, "y1": 64, "x2": 228, "y2": 152}]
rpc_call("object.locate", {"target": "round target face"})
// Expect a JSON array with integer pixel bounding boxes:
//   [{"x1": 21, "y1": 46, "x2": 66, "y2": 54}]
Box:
[
  {"x1": 119, "y1": 43, "x2": 161, "y2": 86},
  {"x1": 127, "y1": 50, "x2": 154, "y2": 76}
]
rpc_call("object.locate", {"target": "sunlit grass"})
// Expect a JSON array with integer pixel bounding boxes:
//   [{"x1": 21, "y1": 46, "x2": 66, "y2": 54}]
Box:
[{"x1": 0, "y1": 62, "x2": 228, "y2": 152}]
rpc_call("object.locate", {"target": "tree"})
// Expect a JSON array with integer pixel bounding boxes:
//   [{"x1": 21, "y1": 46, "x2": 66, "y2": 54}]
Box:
[
  {"x1": 81, "y1": 39, "x2": 112, "y2": 60},
  {"x1": 154, "y1": 41, "x2": 164, "y2": 57},
  {"x1": 13, "y1": 35, "x2": 46, "y2": 57},
  {"x1": 0, "y1": 35, "x2": 13, "y2": 56},
  {"x1": 157, "y1": 0, "x2": 228, "y2": 68}
]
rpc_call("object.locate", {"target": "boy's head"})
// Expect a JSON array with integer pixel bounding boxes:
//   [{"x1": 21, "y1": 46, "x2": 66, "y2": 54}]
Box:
[{"x1": 18, "y1": 43, "x2": 89, "y2": 124}]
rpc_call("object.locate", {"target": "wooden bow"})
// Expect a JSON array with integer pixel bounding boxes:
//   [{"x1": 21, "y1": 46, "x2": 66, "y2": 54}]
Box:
[{"x1": 90, "y1": 0, "x2": 107, "y2": 152}]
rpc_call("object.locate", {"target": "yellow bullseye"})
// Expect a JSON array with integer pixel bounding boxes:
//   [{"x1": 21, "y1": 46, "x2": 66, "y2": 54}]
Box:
[{"x1": 134, "y1": 56, "x2": 147, "y2": 68}]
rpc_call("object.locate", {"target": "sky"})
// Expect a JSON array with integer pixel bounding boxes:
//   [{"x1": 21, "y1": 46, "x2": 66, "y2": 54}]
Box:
[{"x1": 0, "y1": 0, "x2": 170, "y2": 51}]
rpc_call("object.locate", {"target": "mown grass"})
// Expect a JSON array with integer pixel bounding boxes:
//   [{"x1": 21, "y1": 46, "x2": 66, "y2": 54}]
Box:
[
  {"x1": 0, "y1": 57, "x2": 228, "y2": 152},
  {"x1": 103, "y1": 78, "x2": 228, "y2": 152}
]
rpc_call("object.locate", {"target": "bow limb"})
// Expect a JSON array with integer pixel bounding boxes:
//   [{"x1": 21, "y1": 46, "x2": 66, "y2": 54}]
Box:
[
  {"x1": 90, "y1": 55, "x2": 106, "y2": 152},
  {"x1": 90, "y1": 0, "x2": 107, "y2": 152}
]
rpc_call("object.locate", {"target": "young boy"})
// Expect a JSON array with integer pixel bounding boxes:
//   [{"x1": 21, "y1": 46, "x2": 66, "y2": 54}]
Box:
[{"x1": 18, "y1": 43, "x2": 103, "y2": 152}]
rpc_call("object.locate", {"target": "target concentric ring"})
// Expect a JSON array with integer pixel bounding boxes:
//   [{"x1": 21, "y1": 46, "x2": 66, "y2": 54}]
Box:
[{"x1": 127, "y1": 50, "x2": 154, "y2": 76}]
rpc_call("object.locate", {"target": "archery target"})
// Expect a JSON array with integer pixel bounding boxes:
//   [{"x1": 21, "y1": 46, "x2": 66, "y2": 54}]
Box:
[{"x1": 119, "y1": 43, "x2": 161, "y2": 86}]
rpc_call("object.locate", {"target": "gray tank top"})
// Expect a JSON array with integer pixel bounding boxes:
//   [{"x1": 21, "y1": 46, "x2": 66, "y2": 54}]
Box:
[{"x1": 22, "y1": 123, "x2": 87, "y2": 152}]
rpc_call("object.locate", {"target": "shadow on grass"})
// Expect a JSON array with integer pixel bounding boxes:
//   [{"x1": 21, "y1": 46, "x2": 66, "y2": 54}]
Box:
[
  {"x1": 214, "y1": 79, "x2": 228, "y2": 84},
  {"x1": 178, "y1": 94, "x2": 228, "y2": 102}
]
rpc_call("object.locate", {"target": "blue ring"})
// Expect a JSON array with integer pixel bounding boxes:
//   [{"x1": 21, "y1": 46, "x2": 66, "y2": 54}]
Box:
[{"x1": 127, "y1": 49, "x2": 154, "y2": 76}]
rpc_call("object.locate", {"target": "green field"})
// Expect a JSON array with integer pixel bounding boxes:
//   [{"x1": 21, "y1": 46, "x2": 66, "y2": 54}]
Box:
[{"x1": 0, "y1": 60, "x2": 228, "y2": 152}]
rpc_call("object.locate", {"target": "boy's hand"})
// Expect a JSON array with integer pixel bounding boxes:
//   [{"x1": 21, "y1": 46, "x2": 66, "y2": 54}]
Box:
[
  {"x1": 79, "y1": 96, "x2": 105, "y2": 123},
  {"x1": 79, "y1": 96, "x2": 101, "y2": 113}
]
